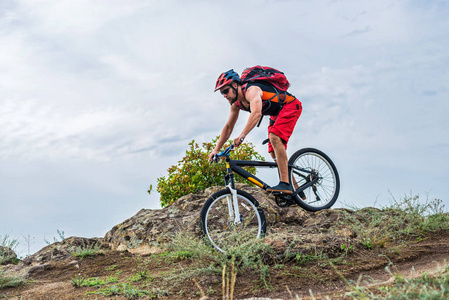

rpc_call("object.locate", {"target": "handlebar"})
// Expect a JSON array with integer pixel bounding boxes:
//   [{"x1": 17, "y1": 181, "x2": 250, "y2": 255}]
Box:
[{"x1": 211, "y1": 144, "x2": 235, "y2": 163}]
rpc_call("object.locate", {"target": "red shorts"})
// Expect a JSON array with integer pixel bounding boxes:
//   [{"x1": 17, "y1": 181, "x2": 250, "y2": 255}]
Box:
[{"x1": 268, "y1": 99, "x2": 302, "y2": 153}]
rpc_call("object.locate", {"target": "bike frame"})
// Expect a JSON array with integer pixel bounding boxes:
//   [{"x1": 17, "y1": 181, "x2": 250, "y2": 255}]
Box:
[{"x1": 222, "y1": 155, "x2": 319, "y2": 224}]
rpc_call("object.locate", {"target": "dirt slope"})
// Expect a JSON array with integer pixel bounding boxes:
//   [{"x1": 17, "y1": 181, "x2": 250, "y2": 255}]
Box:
[
  {"x1": 1, "y1": 186, "x2": 448, "y2": 299},
  {"x1": 1, "y1": 232, "x2": 448, "y2": 299}
]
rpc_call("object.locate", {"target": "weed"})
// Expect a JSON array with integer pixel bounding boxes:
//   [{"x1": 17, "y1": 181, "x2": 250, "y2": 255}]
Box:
[
  {"x1": 173, "y1": 250, "x2": 193, "y2": 260},
  {"x1": 128, "y1": 272, "x2": 152, "y2": 283},
  {"x1": 221, "y1": 262, "x2": 237, "y2": 300},
  {"x1": 0, "y1": 234, "x2": 19, "y2": 250},
  {"x1": 362, "y1": 238, "x2": 373, "y2": 250},
  {"x1": 132, "y1": 256, "x2": 153, "y2": 283},
  {"x1": 89, "y1": 284, "x2": 121, "y2": 296},
  {"x1": 44, "y1": 229, "x2": 65, "y2": 245},
  {"x1": 0, "y1": 271, "x2": 24, "y2": 289},
  {"x1": 258, "y1": 264, "x2": 272, "y2": 290},
  {"x1": 193, "y1": 278, "x2": 207, "y2": 299},
  {"x1": 393, "y1": 272, "x2": 405, "y2": 284},
  {"x1": 340, "y1": 244, "x2": 354, "y2": 255},
  {"x1": 295, "y1": 253, "x2": 322, "y2": 265},
  {"x1": 70, "y1": 242, "x2": 102, "y2": 259},
  {"x1": 22, "y1": 234, "x2": 35, "y2": 257},
  {"x1": 338, "y1": 259, "x2": 449, "y2": 299},
  {"x1": 106, "y1": 264, "x2": 118, "y2": 271},
  {"x1": 274, "y1": 264, "x2": 286, "y2": 270},
  {"x1": 81, "y1": 277, "x2": 106, "y2": 287},
  {"x1": 155, "y1": 228, "x2": 276, "y2": 293},
  {"x1": 106, "y1": 276, "x2": 118, "y2": 283},
  {"x1": 70, "y1": 274, "x2": 86, "y2": 288},
  {"x1": 87, "y1": 283, "x2": 170, "y2": 299},
  {"x1": 206, "y1": 286, "x2": 216, "y2": 295},
  {"x1": 343, "y1": 194, "x2": 448, "y2": 251}
]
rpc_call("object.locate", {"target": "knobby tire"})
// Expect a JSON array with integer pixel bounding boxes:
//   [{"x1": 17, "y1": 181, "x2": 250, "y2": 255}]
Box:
[
  {"x1": 200, "y1": 188, "x2": 266, "y2": 253},
  {"x1": 289, "y1": 148, "x2": 340, "y2": 211}
]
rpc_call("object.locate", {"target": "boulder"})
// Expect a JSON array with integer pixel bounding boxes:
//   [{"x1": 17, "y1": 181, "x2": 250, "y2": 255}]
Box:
[
  {"x1": 0, "y1": 246, "x2": 18, "y2": 265},
  {"x1": 20, "y1": 237, "x2": 107, "y2": 268}
]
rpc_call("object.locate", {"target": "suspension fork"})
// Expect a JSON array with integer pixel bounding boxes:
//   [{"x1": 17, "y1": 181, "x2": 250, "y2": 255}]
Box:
[{"x1": 224, "y1": 159, "x2": 241, "y2": 225}]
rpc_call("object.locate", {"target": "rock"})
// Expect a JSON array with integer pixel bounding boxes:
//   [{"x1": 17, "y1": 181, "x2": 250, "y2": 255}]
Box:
[
  {"x1": 0, "y1": 246, "x2": 18, "y2": 265},
  {"x1": 104, "y1": 186, "x2": 225, "y2": 250},
  {"x1": 27, "y1": 264, "x2": 46, "y2": 276},
  {"x1": 20, "y1": 237, "x2": 108, "y2": 267},
  {"x1": 68, "y1": 260, "x2": 79, "y2": 268}
]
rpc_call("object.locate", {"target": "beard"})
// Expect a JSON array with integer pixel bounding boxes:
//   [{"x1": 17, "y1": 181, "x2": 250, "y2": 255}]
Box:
[{"x1": 229, "y1": 92, "x2": 238, "y2": 105}]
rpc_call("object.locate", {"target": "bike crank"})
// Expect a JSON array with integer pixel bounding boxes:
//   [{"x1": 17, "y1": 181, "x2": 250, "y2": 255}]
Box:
[{"x1": 274, "y1": 195, "x2": 296, "y2": 207}]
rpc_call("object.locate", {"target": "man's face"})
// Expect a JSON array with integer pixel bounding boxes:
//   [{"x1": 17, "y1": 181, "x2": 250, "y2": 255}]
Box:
[{"x1": 220, "y1": 84, "x2": 237, "y2": 104}]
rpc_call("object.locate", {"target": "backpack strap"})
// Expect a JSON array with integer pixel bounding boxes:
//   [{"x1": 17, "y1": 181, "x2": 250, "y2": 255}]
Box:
[{"x1": 242, "y1": 83, "x2": 289, "y2": 127}]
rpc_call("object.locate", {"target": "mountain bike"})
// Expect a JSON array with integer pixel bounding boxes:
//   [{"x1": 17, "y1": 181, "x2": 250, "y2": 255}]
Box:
[{"x1": 200, "y1": 143, "x2": 340, "y2": 252}]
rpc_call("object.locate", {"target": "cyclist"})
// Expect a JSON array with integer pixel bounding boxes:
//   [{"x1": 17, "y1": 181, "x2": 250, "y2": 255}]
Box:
[{"x1": 208, "y1": 69, "x2": 302, "y2": 195}]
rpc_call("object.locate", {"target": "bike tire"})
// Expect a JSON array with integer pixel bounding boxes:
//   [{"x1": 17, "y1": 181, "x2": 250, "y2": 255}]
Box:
[
  {"x1": 289, "y1": 148, "x2": 340, "y2": 211},
  {"x1": 200, "y1": 188, "x2": 266, "y2": 253}
]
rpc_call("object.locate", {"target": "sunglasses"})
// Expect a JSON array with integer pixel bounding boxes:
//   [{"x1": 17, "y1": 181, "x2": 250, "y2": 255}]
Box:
[{"x1": 220, "y1": 87, "x2": 231, "y2": 95}]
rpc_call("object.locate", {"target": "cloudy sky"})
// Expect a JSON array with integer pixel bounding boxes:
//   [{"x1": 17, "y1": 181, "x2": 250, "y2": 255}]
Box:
[{"x1": 1, "y1": 0, "x2": 448, "y2": 256}]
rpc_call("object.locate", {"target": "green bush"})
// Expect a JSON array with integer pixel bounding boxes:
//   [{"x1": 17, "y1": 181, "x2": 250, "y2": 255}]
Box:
[{"x1": 157, "y1": 136, "x2": 265, "y2": 207}]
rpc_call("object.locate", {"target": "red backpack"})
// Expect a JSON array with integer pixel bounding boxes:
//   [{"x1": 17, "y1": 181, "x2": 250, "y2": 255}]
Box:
[{"x1": 240, "y1": 66, "x2": 290, "y2": 91}]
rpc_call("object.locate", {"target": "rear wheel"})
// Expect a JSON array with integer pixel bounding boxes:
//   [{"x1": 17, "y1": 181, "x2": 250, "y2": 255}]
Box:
[
  {"x1": 289, "y1": 148, "x2": 340, "y2": 211},
  {"x1": 200, "y1": 188, "x2": 266, "y2": 252}
]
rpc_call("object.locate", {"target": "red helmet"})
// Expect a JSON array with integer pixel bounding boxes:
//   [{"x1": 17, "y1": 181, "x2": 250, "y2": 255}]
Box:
[{"x1": 214, "y1": 69, "x2": 240, "y2": 92}]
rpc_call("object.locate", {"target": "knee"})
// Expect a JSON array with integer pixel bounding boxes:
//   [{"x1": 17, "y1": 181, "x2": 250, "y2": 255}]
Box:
[{"x1": 269, "y1": 132, "x2": 282, "y2": 145}]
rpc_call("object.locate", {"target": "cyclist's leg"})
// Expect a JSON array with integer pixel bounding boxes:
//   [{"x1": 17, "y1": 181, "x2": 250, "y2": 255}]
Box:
[
  {"x1": 271, "y1": 144, "x2": 306, "y2": 200},
  {"x1": 267, "y1": 100, "x2": 302, "y2": 192},
  {"x1": 269, "y1": 132, "x2": 289, "y2": 183}
]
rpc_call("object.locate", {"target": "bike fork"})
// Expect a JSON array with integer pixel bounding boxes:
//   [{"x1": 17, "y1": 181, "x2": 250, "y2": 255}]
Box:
[{"x1": 226, "y1": 184, "x2": 241, "y2": 225}]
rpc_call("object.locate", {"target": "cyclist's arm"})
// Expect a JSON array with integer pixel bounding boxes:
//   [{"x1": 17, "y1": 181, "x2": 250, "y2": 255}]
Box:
[
  {"x1": 209, "y1": 104, "x2": 240, "y2": 161},
  {"x1": 233, "y1": 85, "x2": 262, "y2": 147}
]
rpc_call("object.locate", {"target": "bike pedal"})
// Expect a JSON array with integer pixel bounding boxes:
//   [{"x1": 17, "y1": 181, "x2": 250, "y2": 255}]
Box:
[
  {"x1": 275, "y1": 196, "x2": 296, "y2": 207},
  {"x1": 272, "y1": 191, "x2": 284, "y2": 196}
]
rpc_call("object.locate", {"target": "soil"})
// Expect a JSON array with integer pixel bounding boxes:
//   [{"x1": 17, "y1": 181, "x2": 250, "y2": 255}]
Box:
[{"x1": 1, "y1": 231, "x2": 448, "y2": 300}]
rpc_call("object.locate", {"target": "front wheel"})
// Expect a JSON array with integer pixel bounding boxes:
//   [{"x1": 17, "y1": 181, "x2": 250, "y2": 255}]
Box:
[
  {"x1": 289, "y1": 148, "x2": 340, "y2": 211},
  {"x1": 200, "y1": 188, "x2": 266, "y2": 253}
]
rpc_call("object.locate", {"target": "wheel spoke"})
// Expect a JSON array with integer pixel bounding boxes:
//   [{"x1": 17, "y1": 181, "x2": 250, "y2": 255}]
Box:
[
  {"x1": 201, "y1": 190, "x2": 266, "y2": 253},
  {"x1": 289, "y1": 149, "x2": 339, "y2": 211}
]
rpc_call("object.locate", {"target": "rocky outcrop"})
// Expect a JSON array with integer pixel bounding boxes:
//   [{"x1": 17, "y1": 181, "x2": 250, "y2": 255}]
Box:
[
  {"x1": 104, "y1": 184, "x2": 357, "y2": 258},
  {"x1": 5, "y1": 184, "x2": 358, "y2": 275},
  {"x1": 104, "y1": 186, "x2": 224, "y2": 251},
  {"x1": 1, "y1": 237, "x2": 108, "y2": 279},
  {"x1": 20, "y1": 237, "x2": 107, "y2": 267}
]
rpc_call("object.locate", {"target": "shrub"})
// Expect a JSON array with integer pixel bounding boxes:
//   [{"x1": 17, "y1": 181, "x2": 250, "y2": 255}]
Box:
[
  {"x1": 157, "y1": 136, "x2": 265, "y2": 207},
  {"x1": 0, "y1": 271, "x2": 24, "y2": 289}
]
